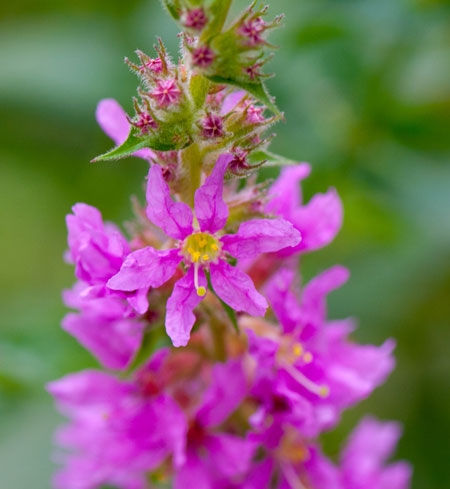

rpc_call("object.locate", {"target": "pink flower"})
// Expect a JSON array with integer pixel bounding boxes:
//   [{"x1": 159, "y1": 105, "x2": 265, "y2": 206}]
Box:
[
  {"x1": 247, "y1": 266, "x2": 396, "y2": 436},
  {"x1": 267, "y1": 164, "x2": 343, "y2": 256},
  {"x1": 47, "y1": 357, "x2": 187, "y2": 489},
  {"x1": 139, "y1": 57, "x2": 162, "y2": 73},
  {"x1": 107, "y1": 154, "x2": 301, "y2": 347},
  {"x1": 184, "y1": 8, "x2": 208, "y2": 31},
  {"x1": 135, "y1": 112, "x2": 158, "y2": 134},
  {"x1": 96, "y1": 99, "x2": 154, "y2": 161},
  {"x1": 151, "y1": 79, "x2": 181, "y2": 107},
  {"x1": 340, "y1": 417, "x2": 412, "y2": 489},
  {"x1": 192, "y1": 46, "x2": 215, "y2": 68}
]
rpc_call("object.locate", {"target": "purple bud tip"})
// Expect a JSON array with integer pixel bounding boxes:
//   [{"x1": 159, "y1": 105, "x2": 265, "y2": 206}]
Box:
[
  {"x1": 184, "y1": 8, "x2": 208, "y2": 31},
  {"x1": 192, "y1": 46, "x2": 215, "y2": 68},
  {"x1": 151, "y1": 79, "x2": 181, "y2": 107},
  {"x1": 202, "y1": 114, "x2": 224, "y2": 139}
]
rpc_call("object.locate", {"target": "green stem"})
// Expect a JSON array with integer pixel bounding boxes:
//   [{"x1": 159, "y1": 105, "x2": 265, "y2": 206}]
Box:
[{"x1": 180, "y1": 142, "x2": 202, "y2": 207}]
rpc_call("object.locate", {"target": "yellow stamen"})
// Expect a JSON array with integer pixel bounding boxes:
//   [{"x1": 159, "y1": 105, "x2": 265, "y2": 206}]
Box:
[
  {"x1": 197, "y1": 286, "x2": 206, "y2": 297},
  {"x1": 202, "y1": 254, "x2": 209, "y2": 261},
  {"x1": 303, "y1": 352, "x2": 313, "y2": 363},
  {"x1": 293, "y1": 343, "x2": 303, "y2": 357}
]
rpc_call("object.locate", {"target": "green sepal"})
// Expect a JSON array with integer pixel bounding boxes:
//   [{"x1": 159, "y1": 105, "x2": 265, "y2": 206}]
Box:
[
  {"x1": 93, "y1": 125, "x2": 191, "y2": 162},
  {"x1": 190, "y1": 74, "x2": 210, "y2": 109},
  {"x1": 201, "y1": 0, "x2": 233, "y2": 41},
  {"x1": 205, "y1": 270, "x2": 239, "y2": 333},
  {"x1": 248, "y1": 150, "x2": 299, "y2": 167},
  {"x1": 207, "y1": 74, "x2": 280, "y2": 116}
]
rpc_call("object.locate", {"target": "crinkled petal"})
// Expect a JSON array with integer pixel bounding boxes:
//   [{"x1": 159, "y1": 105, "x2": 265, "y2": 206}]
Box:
[
  {"x1": 286, "y1": 188, "x2": 343, "y2": 255},
  {"x1": 221, "y1": 218, "x2": 301, "y2": 259},
  {"x1": 301, "y1": 265, "x2": 350, "y2": 332},
  {"x1": 165, "y1": 267, "x2": 206, "y2": 347},
  {"x1": 96, "y1": 98, "x2": 154, "y2": 161},
  {"x1": 174, "y1": 451, "x2": 212, "y2": 489},
  {"x1": 47, "y1": 370, "x2": 132, "y2": 410},
  {"x1": 194, "y1": 154, "x2": 233, "y2": 233},
  {"x1": 220, "y1": 90, "x2": 246, "y2": 115},
  {"x1": 146, "y1": 165, "x2": 193, "y2": 239},
  {"x1": 107, "y1": 247, "x2": 181, "y2": 292},
  {"x1": 62, "y1": 313, "x2": 144, "y2": 370},
  {"x1": 341, "y1": 417, "x2": 411, "y2": 489},
  {"x1": 265, "y1": 267, "x2": 303, "y2": 333},
  {"x1": 210, "y1": 261, "x2": 267, "y2": 316},
  {"x1": 196, "y1": 360, "x2": 247, "y2": 428},
  {"x1": 206, "y1": 433, "x2": 255, "y2": 478},
  {"x1": 266, "y1": 164, "x2": 311, "y2": 216}
]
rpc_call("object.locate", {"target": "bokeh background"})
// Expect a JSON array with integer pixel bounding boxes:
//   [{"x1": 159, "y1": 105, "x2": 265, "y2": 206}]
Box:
[{"x1": 1, "y1": 0, "x2": 449, "y2": 487}]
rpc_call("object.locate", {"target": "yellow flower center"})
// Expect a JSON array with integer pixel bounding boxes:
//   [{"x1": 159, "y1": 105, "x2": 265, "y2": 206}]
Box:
[
  {"x1": 181, "y1": 232, "x2": 221, "y2": 297},
  {"x1": 182, "y1": 232, "x2": 221, "y2": 265}
]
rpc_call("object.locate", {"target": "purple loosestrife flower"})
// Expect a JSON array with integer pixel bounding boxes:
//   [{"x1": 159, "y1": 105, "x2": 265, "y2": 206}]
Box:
[
  {"x1": 47, "y1": 352, "x2": 186, "y2": 489},
  {"x1": 267, "y1": 164, "x2": 343, "y2": 256},
  {"x1": 339, "y1": 417, "x2": 412, "y2": 489},
  {"x1": 107, "y1": 154, "x2": 301, "y2": 347},
  {"x1": 246, "y1": 266, "x2": 395, "y2": 436}
]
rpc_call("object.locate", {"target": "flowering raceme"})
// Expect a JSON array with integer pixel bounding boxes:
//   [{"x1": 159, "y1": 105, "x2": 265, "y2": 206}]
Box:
[{"x1": 48, "y1": 1, "x2": 412, "y2": 489}]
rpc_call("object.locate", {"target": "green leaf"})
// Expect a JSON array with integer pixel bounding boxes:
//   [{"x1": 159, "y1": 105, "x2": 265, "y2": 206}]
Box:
[
  {"x1": 93, "y1": 126, "x2": 190, "y2": 162},
  {"x1": 248, "y1": 150, "x2": 299, "y2": 167},
  {"x1": 160, "y1": 0, "x2": 181, "y2": 20},
  {"x1": 206, "y1": 74, "x2": 280, "y2": 115},
  {"x1": 205, "y1": 271, "x2": 239, "y2": 333}
]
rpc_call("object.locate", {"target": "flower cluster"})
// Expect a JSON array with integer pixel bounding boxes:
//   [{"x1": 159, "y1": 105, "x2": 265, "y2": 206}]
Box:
[{"x1": 49, "y1": 1, "x2": 412, "y2": 489}]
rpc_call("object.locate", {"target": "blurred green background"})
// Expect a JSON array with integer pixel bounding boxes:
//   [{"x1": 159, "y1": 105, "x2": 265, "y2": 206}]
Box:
[{"x1": 0, "y1": 0, "x2": 449, "y2": 487}]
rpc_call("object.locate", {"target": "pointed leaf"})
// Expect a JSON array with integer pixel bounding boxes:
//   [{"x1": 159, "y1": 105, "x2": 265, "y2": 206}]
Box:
[
  {"x1": 93, "y1": 126, "x2": 190, "y2": 162},
  {"x1": 248, "y1": 150, "x2": 299, "y2": 167},
  {"x1": 206, "y1": 74, "x2": 280, "y2": 115}
]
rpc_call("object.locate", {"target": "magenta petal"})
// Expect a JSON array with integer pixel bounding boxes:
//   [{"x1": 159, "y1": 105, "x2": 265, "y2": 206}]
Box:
[
  {"x1": 210, "y1": 261, "x2": 267, "y2": 316},
  {"x1": 221, "y1": 218, "x2": 301, "y2": 259},
  {"x1": 146, "y1": 165, "x2": 194, "y2": 239},
  {"x1": 165, "y1": 267, "x2": 206, "y2": 347},
  {"x1": 96, "y1": 98, "x2": 154, "y2": 161},
  {"x1": 196, "y1": 360, "x2": 247, "y2": 428},
  {"x1": 220, "y1": 90, "x2": 246, "y2": 115},
  {"x1": 61, "y1": 313, "x2": 143, "y2": 370},
  {"x1": 266, "y1": 164, "x2": 311, "y2": 216},
  {"x1": 107, "y1": 247, "x2": 181, "y2": 292},
  {"x1": 265, "y1": 268, "x2": 303, "y2": 333},
  {"x1": 288, "y1": 188, "x2": 343, "y2": 254},
  {"x1": 194, "y1": 154, "x2": 233, "y2": 233}
]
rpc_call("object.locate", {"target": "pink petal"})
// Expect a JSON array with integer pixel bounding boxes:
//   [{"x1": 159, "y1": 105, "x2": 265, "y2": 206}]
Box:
[
  {"x1": 146, "y1": 165, "x2": 194, "y2": 240},
  {"x1": 266, "y1": 164, "x2": 311, "y2": 216},
  {"x1": 107, "y1": 247, "x2": 181, "y2": 292},
  {"x1": 165, "y1": 267, "x2": 206, "y2": 347},
  {"x1": 194, "y1": 154, "x2": 233, "y2": 233},
  {"x1": 196, "y1": 360, "x2": 247, "y2": 428},
  {"x1": 265, "y1": 268, "x2": 303, "y2": 333},
  {"x1": 96, "y1": 98, "x2": 154, "y2": 161},
  {"x1": 61, "y1": 313, "x2": 144, "y2": 370},
  {"x1": 47, "y1": 370, "x2": 132, "y2": 409},
  {"x1": 210, "y1": 261, "x2": 267, "y2": 316},
  {"x1": 220, "y1": 90, "x2": 246, "y2": 115},
  {"x1": 287, "y1": 188, "x2": 343, "y2": 254},
  {"x1": 221, "y1": 218, "x2": 301, "y2": 259}
]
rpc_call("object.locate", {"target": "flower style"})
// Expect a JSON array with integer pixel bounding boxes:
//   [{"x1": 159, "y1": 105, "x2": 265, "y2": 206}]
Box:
[
  {"x1": 267, "y1": 164, "x2": 343, "y2": 256},
  {"x1": 107, "y1": 154, "x2": 301, "y2": 347}
]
